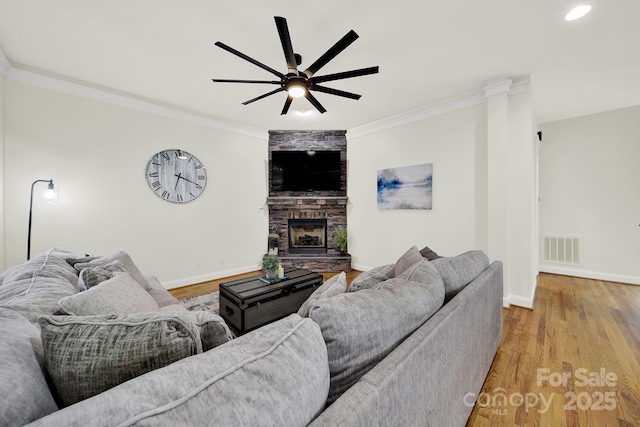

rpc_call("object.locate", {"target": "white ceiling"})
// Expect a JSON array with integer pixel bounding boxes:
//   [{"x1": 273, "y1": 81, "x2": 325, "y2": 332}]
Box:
[{"x1": 1, "y1": 0, "x2": 638, "y2": 132}]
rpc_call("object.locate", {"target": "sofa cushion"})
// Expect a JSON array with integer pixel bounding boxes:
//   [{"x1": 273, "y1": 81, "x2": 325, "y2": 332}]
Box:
[
  {"x1": 0, "y1": 248, "x2": 80, "y2": 326},
  {"x1": 419, "y1": 245, "x2": 442, "y2": 261},
  {"x1": 39, "y1": 311, "x2": 230, "y2": 406},
  {"x1": 0, "y1": 308, "x2": 59, "y2": 427},
  {"x1": 431, "y1": 250, "x2": 490, "y2": 302},
  {"x1": 348, "y1": 264, "x2": 395, "y2": 292},
  {"x1": 394, "y1": 245, "x2": 423, "y2": 277},
  {"x1": 298, "y1": 272, "x2": 347, "y2": 317},
  {"x1": 57, "y1": 273, "x2": 160, "y2": 316},
  {"x1": 30, "y1": 314, "x2": 329, "y2": 427},
  {"x1": 310, "y1": 261, "x2": 445, "y2": 404},
  {"x1": 77, "y1": 260, "x2": 127, "y2": 290}
]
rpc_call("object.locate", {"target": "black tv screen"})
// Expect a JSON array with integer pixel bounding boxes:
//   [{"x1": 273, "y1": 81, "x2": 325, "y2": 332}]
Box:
[{"x1": 271, "y1": 151, "x2": 341, "y2": 192}]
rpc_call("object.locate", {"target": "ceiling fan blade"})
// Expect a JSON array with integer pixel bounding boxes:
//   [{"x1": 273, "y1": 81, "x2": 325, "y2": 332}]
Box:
[
  {"x1": 303, "y1": 30, "x2": 359, "y2": 78},
  {"x1": 310, "y1": 66, "x2": 379, "y2": 84},
  {"x1": 304, "y1": 92, "x2": 327, "y2": 114},
  {"x1": 281, "y1": 96, "x2": 293, "y2": 115},
  {"x1": 274, "y1": 17, "x2": 299, "y2": 75},
  {"x1": 215, "y1": 41, "x2": 285, "y2": 79},
  {"x1": 242, "y1": 87, "x2": 285, "y2": 105},
  {"x1": 310, "y1": 85, "x2": 361, "y2": 100},
  {"x1": 212, "y1": 79, "x2": 281, "y2": 84}
]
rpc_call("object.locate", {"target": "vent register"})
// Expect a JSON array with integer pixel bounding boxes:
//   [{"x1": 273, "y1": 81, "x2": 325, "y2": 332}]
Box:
[{"x1": 541, "y1": 235, "x2": 582, "y2": 266}]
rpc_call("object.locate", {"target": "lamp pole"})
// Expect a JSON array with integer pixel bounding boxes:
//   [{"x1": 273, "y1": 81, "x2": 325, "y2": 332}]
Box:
[{"x1": 27, "y1": 179, "x2": 54, "y2": 260}]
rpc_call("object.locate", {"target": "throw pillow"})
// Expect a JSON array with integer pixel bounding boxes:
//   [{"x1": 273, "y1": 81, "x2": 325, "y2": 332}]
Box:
[
  {"x1": 431, "y1": 250, "x2": 490, "y2": 302},
  {"x1": 310, "y1": 262, "x2": 445, "y2": 404},
  {"x1": 34, "y1": 315, "x2": 329, "y2": 427},
  {"x1": 419, "y1": 245, "x2": 442, "y2": 261},
  {"x1": 39, "y1": 312, "x2": 207, "y2": 406},
  {"x1": 348, "y1": 264, "x2": 395, "y2": 292},
  {"x1": 0, "y1": 308, "x2": 59, "y2": 425},
  {"x1": 72, "y1": 251, "x2": 150, "y2": 292},
  {"x1": 77, "y1": 260, "x2": 127, "y2": 291},
  {"x1": 297, "y1": 271, "x2": 347, "y2": 317},
  {"x1": 65, "y1": 254, "x2": 100, "y2": 267},
  {"x1": 57, "y1": 272, "x2": 160, "y2": 316},
  {"x1": 394, "y1": 245, "x2": 423, "y2": 277}
]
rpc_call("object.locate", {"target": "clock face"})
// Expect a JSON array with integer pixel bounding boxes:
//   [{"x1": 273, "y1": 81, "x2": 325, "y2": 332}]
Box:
[{"x1": 145, "y1": 149, "x2": 207, "y2": 203}]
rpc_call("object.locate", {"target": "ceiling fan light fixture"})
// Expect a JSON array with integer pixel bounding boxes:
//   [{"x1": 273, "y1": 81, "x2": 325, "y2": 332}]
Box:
[
  {"x1": 565, "y1": 5, "x2": 591, "y2": 21},
  {"x1": 287, "y1": 85, "x2": 306, "y2": 98}
]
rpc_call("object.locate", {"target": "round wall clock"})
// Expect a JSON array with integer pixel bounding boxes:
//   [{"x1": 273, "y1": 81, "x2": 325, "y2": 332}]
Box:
[{"x1": 145, "y1": 149, "x2": 207, "y2": 203}]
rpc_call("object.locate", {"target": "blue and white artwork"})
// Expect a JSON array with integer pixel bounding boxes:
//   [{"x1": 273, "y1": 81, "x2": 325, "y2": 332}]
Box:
[{"x1": 377, "y1": 163, "x2": 433, "y2": 210}]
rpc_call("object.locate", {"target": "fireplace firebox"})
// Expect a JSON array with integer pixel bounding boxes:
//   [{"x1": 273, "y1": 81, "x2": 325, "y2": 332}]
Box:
[{"x1": 288, "y1": 219, "x2": 327, "y2": 254}]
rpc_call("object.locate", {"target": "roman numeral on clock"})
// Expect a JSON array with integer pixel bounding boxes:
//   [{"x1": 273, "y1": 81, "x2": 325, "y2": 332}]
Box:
[
  {"x1": 176, "y1": 194, "x2": 183, "y2": 202},
  {"x1": 162, "y1": 190, "x2": 170, "y2": 199}
]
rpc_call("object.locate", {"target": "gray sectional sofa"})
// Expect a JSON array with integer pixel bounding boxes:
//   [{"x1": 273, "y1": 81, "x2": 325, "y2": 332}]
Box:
[{"x1": 0, "y1": 246, "x2": 502, "y2": 427}]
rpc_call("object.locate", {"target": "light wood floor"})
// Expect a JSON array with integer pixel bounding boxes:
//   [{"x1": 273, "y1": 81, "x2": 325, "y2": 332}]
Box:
[
  {"x1": 170, "y1": 271, "x2": 640, "y2": 426},
  {"x1": 467, "y1": 273, "x2": 640, "y2": 427}
]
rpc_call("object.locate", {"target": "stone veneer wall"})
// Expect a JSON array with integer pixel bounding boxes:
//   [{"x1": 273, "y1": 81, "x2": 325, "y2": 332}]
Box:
[{"x1": 268, "y1": 130, "x2": 351, "y2": 272}]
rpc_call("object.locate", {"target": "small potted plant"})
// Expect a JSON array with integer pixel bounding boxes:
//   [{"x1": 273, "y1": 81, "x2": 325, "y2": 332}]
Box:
[
  {"x1": 262, "y1": 254, "x2": 281, "y2": 279},
  {"x1": 335, "y1": 226, "x2": 348, "y2": 256}
]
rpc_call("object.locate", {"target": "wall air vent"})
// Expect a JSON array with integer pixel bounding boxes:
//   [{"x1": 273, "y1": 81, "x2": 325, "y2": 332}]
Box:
[{"x1": 541, "y1": 235, "x2": 582, "y2": 266}]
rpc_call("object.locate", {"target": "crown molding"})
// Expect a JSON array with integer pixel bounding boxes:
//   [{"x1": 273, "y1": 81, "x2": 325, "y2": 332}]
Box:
[
  {"x1": 348, "y1": 92, "x2": 487, "y2": 140},
  {"x1": 2, "y1": 43, "x2": 530, "y2": 143},
  {"x1": 483, "y1": 78, "x2": 528, "y2": 97},
  {"x1": 349, "y1": 78, "x2": 529, "y2": 139},
  {"x1": 0, "y1": 48, "x2": 267, "y2": 141}
]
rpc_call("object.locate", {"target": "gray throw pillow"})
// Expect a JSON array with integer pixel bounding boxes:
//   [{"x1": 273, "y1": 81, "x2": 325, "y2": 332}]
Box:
[
  {"x1": 0, "y1": 308, "x2": 59, "y2": 425},
  {"x1": 72, "y1": 251, "x2": 150, "y2": 292},
  {"x1": 298, "y1": 271, "x2": 347, "y2": 317},
  {"x1": 394, "y1": 245, "x2": 423, "y2": 277},
  {"x1": 34, "y1": 315, "x2": 329, "y2": 427},
  {"x1": 348, "y1": 264, "x2": 395, "y2": 292},
  {"x1": 310, "y1": 261, "x2": 445, "y2": 404},
  {"x1": 39, "y1": 312, "x2": 210, "y2": 406},
  {"x1": 431, "y1": 250, "x2": 490, "y2": 302},
  {"x1": 77, "y1": 260, "x2": 127, "y2": 291},
  {"x1": 57, "y1": 272, "x2": 160, "y2": 316}
]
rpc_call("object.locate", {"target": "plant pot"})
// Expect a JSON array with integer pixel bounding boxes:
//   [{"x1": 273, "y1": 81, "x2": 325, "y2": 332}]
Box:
[
  {"x1": 265, "y1": 270, "x2": 278, "y2": 279},
  {"x1": 339, "y1": 248, "x2": 346, "y2": 256}
]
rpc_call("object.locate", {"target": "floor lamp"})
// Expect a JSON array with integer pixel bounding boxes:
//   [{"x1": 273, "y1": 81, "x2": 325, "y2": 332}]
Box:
[{"x1": 27, "y1": 179, "x2": 55, "y2": 260}]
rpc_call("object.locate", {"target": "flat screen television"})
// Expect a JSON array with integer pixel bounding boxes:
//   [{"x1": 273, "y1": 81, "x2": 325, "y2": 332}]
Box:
[{"x1": 271, "y1": 150, "x2": 341, "y2": 192}]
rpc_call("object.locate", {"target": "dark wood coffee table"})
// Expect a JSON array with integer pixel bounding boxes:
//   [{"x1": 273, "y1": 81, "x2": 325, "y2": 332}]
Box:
[{"x1": 219, "y1": 267, "x2": 323, "y2": 335}]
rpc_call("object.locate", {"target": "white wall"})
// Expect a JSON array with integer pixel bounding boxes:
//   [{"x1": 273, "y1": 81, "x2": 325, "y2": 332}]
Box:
[
  {"x1": 347, "y1": 104, "x2": 488, "y2": 269},
  {"x1": 4, "y1": 80, "x2": 268, "y2": 288},
  {"x1": 539, "y1": 106, "x2": 640, "y2": 283}
]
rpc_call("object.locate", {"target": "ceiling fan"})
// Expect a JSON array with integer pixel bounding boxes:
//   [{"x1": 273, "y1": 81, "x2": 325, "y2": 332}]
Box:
[{"x1": 212, "y1": 16, "x2": 379, "y2": 115}]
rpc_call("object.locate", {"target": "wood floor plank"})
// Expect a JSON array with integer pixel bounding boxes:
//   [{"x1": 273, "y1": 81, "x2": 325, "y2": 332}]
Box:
[{"x1": 467, "y1": 273, "x2": 640, "y2": 427}]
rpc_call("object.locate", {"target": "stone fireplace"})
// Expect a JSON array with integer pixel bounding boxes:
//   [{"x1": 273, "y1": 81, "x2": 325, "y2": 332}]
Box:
[{"x1": 267, "y1": 130, "x2": 351, "y2": 272}]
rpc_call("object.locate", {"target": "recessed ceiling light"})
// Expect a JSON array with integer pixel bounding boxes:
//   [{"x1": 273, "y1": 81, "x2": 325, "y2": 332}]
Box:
[{"x1": 565, "y1": 5, "x2": 591, "y2": 21}]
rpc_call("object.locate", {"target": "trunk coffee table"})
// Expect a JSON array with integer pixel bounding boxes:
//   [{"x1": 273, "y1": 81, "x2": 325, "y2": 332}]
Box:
[{"x1": 219, "y1": 267, "x2": 323, "y2": 335}]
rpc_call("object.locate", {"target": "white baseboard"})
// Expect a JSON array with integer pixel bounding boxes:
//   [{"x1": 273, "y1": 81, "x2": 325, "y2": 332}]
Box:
[
  {"x1": 162, "y1": 264, "x2": 261, "y2": 290},
  {"x1": 351, "y1": 263, "x2": 373, "y2": 272},
  {"x1": 539, "y1": 265, "x2": 640, "y2": 286},
  {"x1": 503, "y1": 295, "x2": 534, "y2": 309}
]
